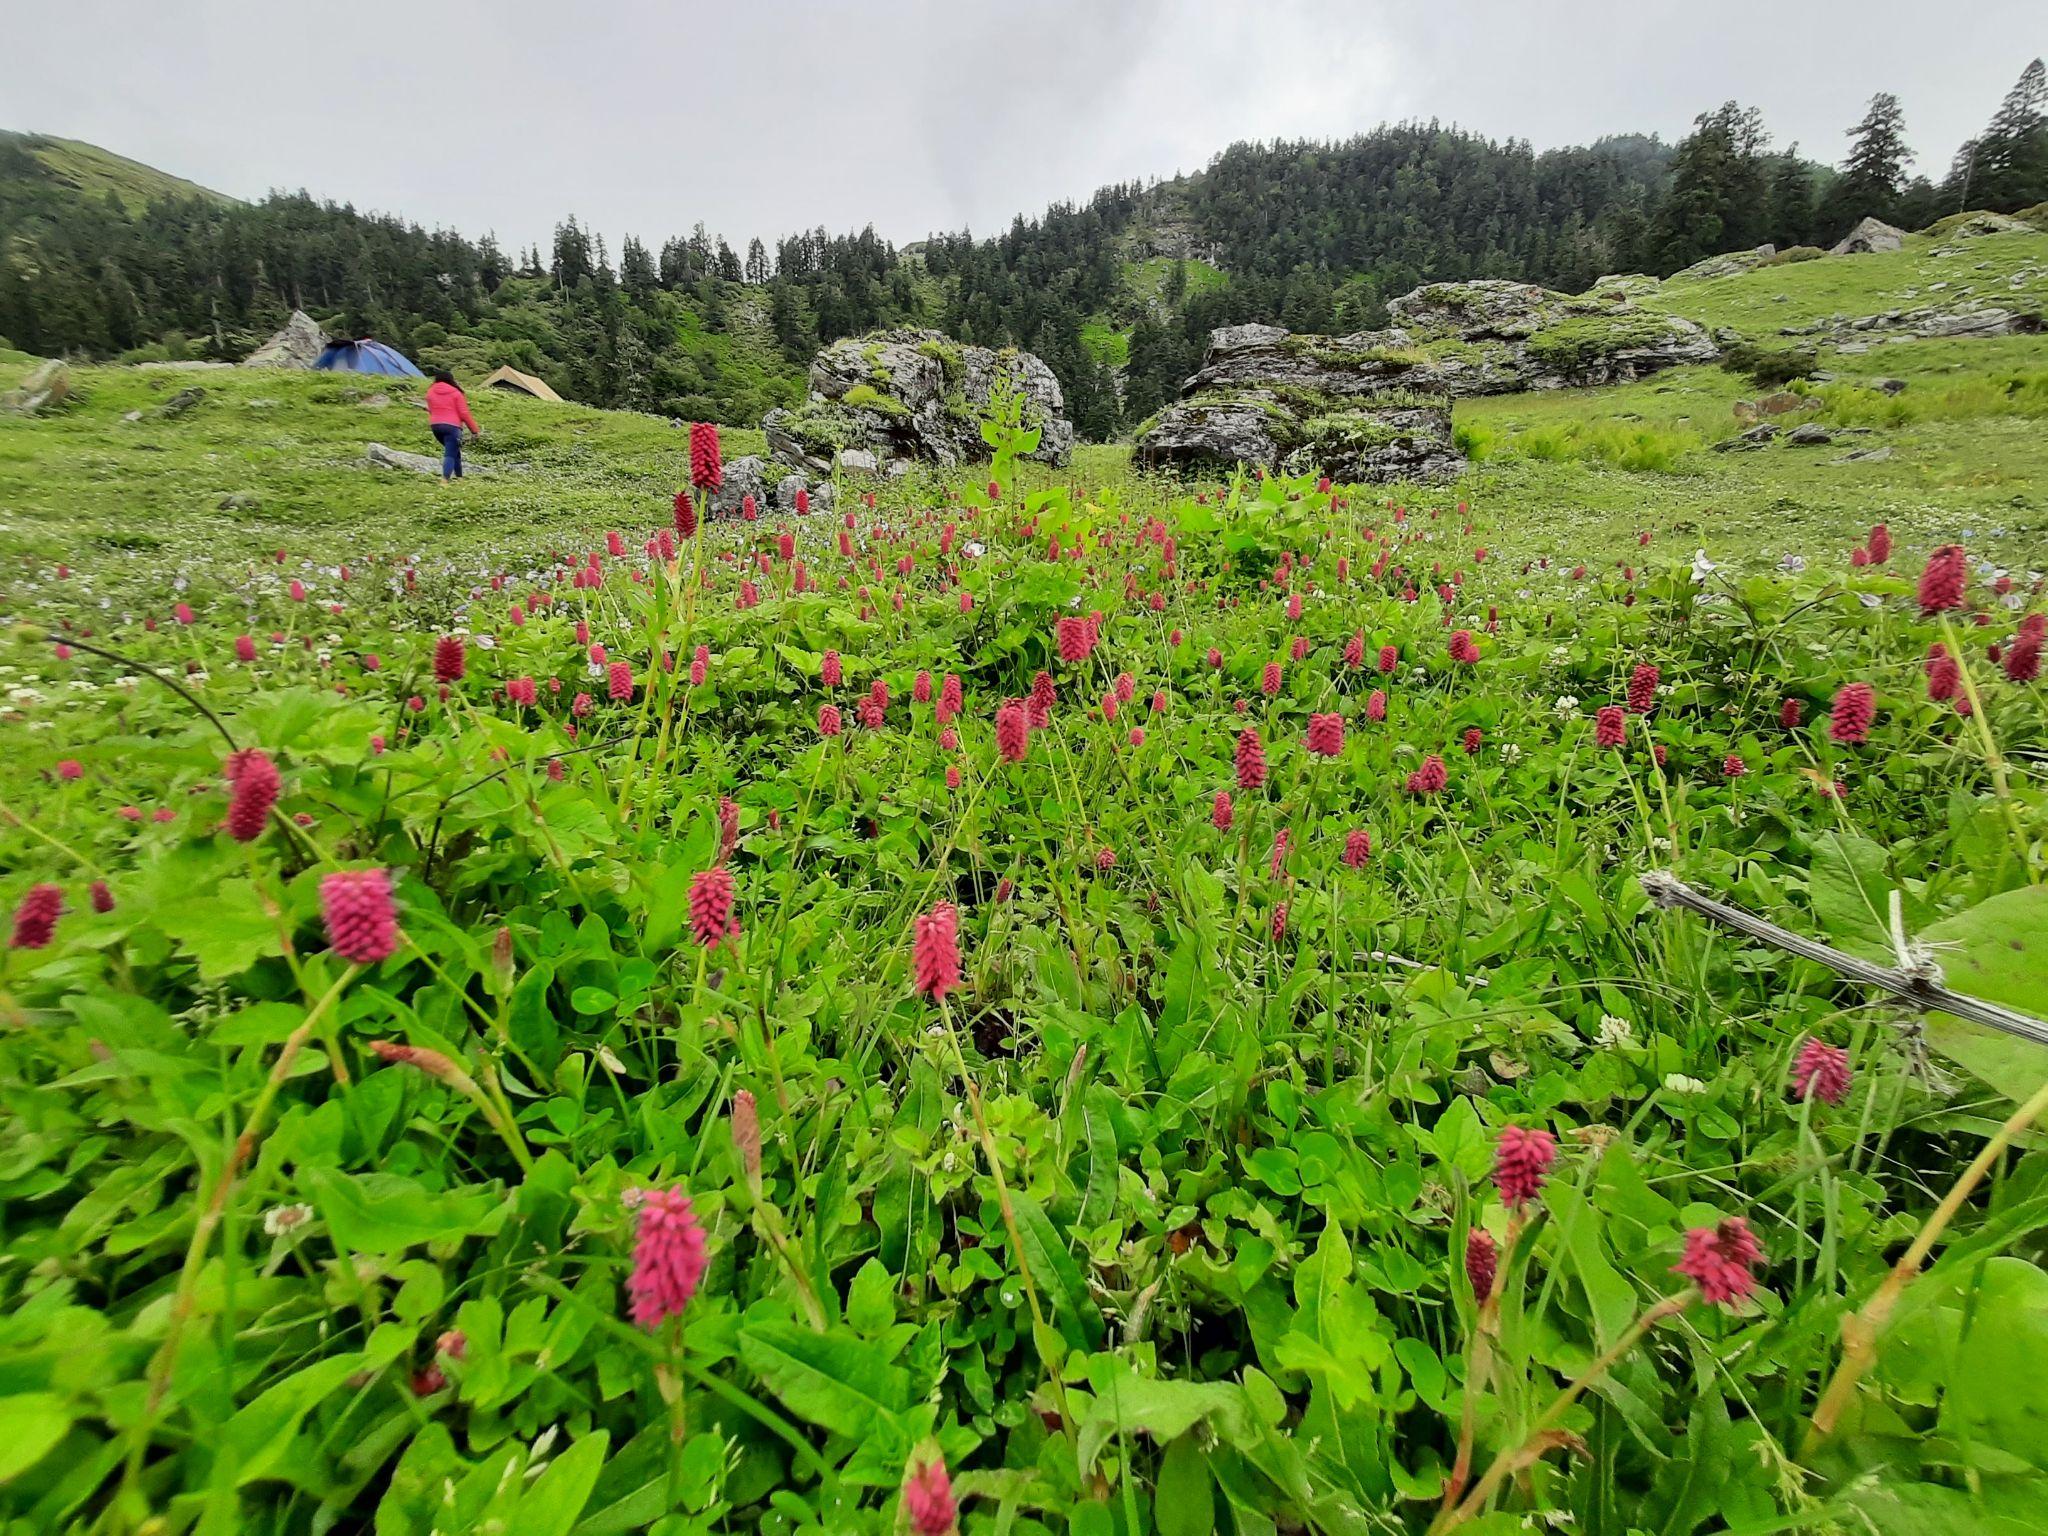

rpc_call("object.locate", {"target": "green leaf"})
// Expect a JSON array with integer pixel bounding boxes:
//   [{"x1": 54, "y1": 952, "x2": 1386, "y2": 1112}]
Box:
[
  {"x1": 0, "y1": 1394, "x2": 71, "y2": 1483},
  {"x1": 1009, "y1": 1192, "x2": 1102, "y2": 1350},
  {"x1": 520, "y1": 1431, "x2": 609, "y2": 1536},
  {"x1": 1074, "y1": 1084, "x2": 1119, "y2": 1229},
  {"x1": 157, "y1": 877, "x2": 286, "y2": 980},
  {"x1": 1078, "y1": 1361, "x2": 1253, "y2": 1475},
  {"x1": 302, "y1": 1168, "x2": 500, "y2": 1254},
  {"x1": 737, "y1": 1322, "x2": 908, "y2": 1449},
  {"x1": 1806, "y1": 833, "x2": 1891, "y2": 959},
  {"x1": 1921, "y1": 887, "x2": 2048, "y2": 1097},
  {"x1": 845, "y1": 1257, "x2": 895, "y2": 1339},
  {"x1": 1153, "y1": 1431, "x2": 1216, "y2": 1536}
]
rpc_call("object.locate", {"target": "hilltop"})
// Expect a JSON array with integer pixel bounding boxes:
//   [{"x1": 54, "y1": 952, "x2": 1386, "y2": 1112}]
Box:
[{"x1": 0, "y1": 130, "x2": 236, "y2": 215}]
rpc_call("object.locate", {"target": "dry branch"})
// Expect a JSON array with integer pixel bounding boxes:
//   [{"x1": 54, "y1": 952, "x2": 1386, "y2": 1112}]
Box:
[{"x1": 1638, "y1": 870, "x2": 2048, "y2": 1050}]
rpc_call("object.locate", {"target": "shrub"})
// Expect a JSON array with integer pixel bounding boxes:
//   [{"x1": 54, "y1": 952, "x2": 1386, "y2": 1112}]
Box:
[{"x1": 1721, "y1": 340, "x2": 1818, "y2": 389}]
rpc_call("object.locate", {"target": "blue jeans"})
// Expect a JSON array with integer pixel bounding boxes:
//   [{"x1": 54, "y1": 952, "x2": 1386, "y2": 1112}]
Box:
[{"x1": 431, "y1": 423, "x2": 463, "y2": 478}]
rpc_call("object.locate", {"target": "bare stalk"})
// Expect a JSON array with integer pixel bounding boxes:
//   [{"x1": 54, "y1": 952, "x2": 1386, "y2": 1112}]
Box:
[{"x1": 1803, "y1": 1073, "x2": 2048, "y2": 1454}]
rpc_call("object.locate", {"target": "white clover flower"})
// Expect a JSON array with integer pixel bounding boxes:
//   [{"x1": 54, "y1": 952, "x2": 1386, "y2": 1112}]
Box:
[
  {"x1": 1553, "y1": 695, "x2": 1580, "y2": 716},
  {"x1": 1690, "y1": 550, "x2": 1716, "y2": 583},
  {"x1": 1498, "y1": 742, "x2": 1523, "y2": 763},
  {"x1": 1596, "y1": 1015, "x2": 1633, "y2": 1049},
  {"x1": 1662, "y1": 1073, "x2": 1708, "y2": 1095},
  {"x1": 264, "y1": 1203, "x2": 314, "y2": 1237}
]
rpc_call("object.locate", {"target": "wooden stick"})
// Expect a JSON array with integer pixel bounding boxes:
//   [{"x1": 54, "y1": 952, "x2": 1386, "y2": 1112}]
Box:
[{"x1": 1638, "y1": 870, "x2": 2048, "y2": 1048}]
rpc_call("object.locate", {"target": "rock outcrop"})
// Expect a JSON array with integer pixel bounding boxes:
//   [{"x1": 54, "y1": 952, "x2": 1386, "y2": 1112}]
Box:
[
  {"x1": 1830, "y1": 217, "x2": 1906, "y2": 256},
  {"x1": 0, "y1": 359, "x2": 71, "y2": 416},
  {"x1": 365, "y1": 442, "x2": 448, "y2": 475},
  {"x1": 243, "y1": 310, "x2": 326, "y2": 369},
  {"x1": 708, "y1": 455, "x2": 835, "y2": 519},
  {"x1": 762, "y1": 330, "x2": 1073, "y2": 476},
  {"x1": 1135, "y1": 278, "x2": 1716, "y2": 481},
  {"x1": 1779, "y1": 303, "x2": 2044, "y2": 343}
]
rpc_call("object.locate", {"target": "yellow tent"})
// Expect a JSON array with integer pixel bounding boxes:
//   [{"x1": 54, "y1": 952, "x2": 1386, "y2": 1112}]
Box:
[{"x1": 479, "y1": 365, "x2": 564, "y2": 403}]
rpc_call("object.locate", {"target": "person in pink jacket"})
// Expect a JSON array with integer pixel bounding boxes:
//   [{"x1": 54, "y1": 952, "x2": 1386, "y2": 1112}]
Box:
[{"x1": 425, "y1": 370, "x2": 482, "y2": 482}]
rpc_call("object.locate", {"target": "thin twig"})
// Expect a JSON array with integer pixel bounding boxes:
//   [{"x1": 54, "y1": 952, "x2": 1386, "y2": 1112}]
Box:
[{"x1": 1639, "y1": 871, "x2": 2048, "y2": 1049}]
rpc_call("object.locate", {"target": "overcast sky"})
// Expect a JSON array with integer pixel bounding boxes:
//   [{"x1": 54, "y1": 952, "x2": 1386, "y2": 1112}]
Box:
[{"x1": 10, "y1": 1, "x2": 2041, "y2": 255}]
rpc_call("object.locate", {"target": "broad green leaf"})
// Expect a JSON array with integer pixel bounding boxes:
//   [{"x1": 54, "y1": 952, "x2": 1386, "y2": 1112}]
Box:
[
  {"x1": 1010, "y1": 1192, "x2": 1103, "y2": 1350},
  {"x1": 157, "y1": 877, "x2": 285, "y2": 980},
  {"x1": 1921, "y1": 887, "x2": 2048, "y2": 1097},
  {"x1": 845, "y1": 1257, "x2": 895, "y2": 1339},
  {"x1": 1078, "y1": 1360, "x2": 1253, "y2": 1474},
  {"x1": 302, "y1": 1167, "x2": 500, "y2": 1254},
  {"x1": 737, "y1": 1322, "x2": 908, "y2": 1447},
  {"x1": 1153, "y1": 1430, "x2": 1216, "y2": 1536},
  {"x1": 520, "y1": 1431, "x2": 609, "y2": 1536},
  {"x1": 0, "y1": 1394, "x2": 71, "y2": 1483}
]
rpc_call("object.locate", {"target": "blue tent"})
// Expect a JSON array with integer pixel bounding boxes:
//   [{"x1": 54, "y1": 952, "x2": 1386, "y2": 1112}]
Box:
[{"x1": 314, "y1": 338, "x2": 424, "y2": 378}]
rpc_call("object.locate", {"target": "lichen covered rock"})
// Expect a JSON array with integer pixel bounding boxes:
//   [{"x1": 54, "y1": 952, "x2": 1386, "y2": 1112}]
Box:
[
  {"x1": 1136, "y1": 276, "x2": 1714, "y2": 481},
  {"x1": 762, "y1": 329, "x2": 1073, "y2": 475}
]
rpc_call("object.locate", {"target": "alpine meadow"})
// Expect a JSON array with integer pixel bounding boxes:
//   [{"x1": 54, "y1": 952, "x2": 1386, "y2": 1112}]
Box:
[{"x1": 4, "y1": 25, "x2": 2048, "y2": 1536}]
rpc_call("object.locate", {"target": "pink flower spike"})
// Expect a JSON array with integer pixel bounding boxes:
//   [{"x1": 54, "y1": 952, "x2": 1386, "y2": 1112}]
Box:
[
  {"x1": 626, "y1": 1185, "x2": 709, "y2": 1329},
  {"x1": 1675, "y1": 1217, "x2": 1763, "y2": 1306}
]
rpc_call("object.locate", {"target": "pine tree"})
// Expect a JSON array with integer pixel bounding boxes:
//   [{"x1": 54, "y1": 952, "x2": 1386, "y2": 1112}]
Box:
[
  {"x1": 1826, "y1": 93, "x2": 1912, "y2": 232},
  {"x1": 1973, "y1": 59, "x2": 2048, "y2": 211},
  {"x1": 1766, "y1": 151, "x2": 1817, "y2": 248}
]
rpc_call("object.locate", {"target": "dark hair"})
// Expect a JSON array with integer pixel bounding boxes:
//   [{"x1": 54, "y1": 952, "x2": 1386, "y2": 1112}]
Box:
[{"x1": 432, "y1": 369, "x2": 456, "y2": 387}]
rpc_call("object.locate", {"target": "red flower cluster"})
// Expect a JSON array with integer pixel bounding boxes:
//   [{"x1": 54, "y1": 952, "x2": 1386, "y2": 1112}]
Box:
[
  {"x1": 1828, "y1": 682, "x2": 1875, "y2": 745},
  {"x1": 320, "y1": 869, "x2": 398, "y2": 964},
  {"x1": 1342, "y1": 828, "x2": 1371, "y2": 868},
  {"x1": 912, "y1": 901, "x2": 961, "y2": 1000},
  {"x1": 224, "y1": 748, "x2": 281, "y2": 842},
  {"x1": 902, "y1": 1456, "x2": 958, "y2": 1536},
  {"x1": 1448, "y1": 629, "x2": 1480, "y2": 664},
  {"x1": 1791, "y1": 1037, "x2": 1851, "y2": 1104},
  {"x1": 1917, "y1": 544, "x2": 1967, "y2": 616},
  {"x1": 1925, "y1": 643, "x2": 1960, "y2": 701},
  {"x1": 688, "y1": 422, "x2": 722, "y2": 491},
  {"x1": 433, "y1": 635, "x2": 466, "y2": 684},
  {"x1": 689, "y1": 867, "x2": 737, "y2": 949},
  {"x1": 996, "y1": 702, "x2": 1030, "y2": 762},
  {"x1": 1305, "y1": 713, "x2": 1344, "y2": 757},
  {"x1": 1492, "y1": 1125, "x2": 1556, "y2": 1207},
  {"x1": 1235, "y1": 728, "x2": 1267, "y2": 791},
  {"x1": 1626, "y1": 663, "x2": 1659, "y2": 715},
  {"x1": 1674, "y1": 1217, "x2": 1762, "y2": 1306},
  {"x1": 627, "y1": 1185, "x2": 709, "y2": 1329},
  {"x1": 1464, "y1": 1228, "x2": 1498, "y2": 1299},
  {"x1": 9, "y1": 883, "x2": 62, "y2": 950},
  {"x1": 1405, "y1": 753, "x2": 1447, "y2": 795}
]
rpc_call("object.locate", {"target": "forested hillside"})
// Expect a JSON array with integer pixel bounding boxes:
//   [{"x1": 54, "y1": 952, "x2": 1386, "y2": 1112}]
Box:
[{"x1": 2, "y1": 57, "x2": 2043, "y2": 435}]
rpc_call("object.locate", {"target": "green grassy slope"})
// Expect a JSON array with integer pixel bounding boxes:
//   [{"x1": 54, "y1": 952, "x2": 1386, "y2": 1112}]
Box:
[
  {"x1": 0, "y1": 364, "x2": 761, "y2": 586},
  {"x1": 1644, "y1": 226, "x2": 2048, "y2": 336},
  {"x1": 0, "y1": 130, "x2": 236, "y2": 212},
  {"x1": 4, "y1": 228, "x2": 2044, "y2": 596}
]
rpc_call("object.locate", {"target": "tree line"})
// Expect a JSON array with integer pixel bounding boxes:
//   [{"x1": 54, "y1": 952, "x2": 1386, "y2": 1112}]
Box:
[{"x1": 1, "y1": 59, "x2": 2041, "y2": 439}]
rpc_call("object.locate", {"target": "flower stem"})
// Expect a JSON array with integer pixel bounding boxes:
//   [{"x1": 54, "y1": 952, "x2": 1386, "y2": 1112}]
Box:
[{"x1": 1803, "y1": 1072, "x2": 2048, "y2": 1454}]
